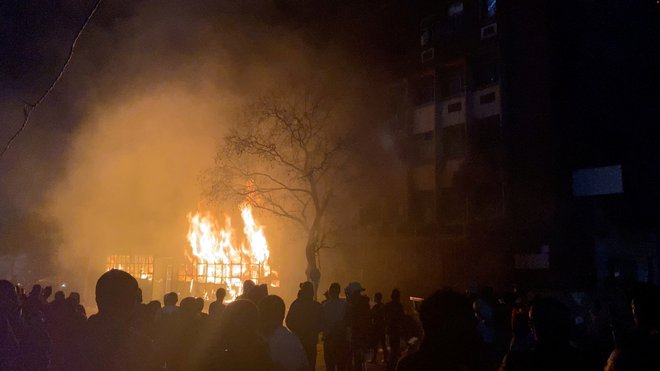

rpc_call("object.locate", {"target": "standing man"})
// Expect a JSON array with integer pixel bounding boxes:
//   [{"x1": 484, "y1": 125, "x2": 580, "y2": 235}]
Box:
[
  {"x1": 370, "y1": 292, "x2": 388, "y2": 364},
  {"x1": 286, "y1": 281, "x2": 323, "y2": 370},
  {"x1": 384, "y1": 289, "x2": 404, "y2": 371},
  {"x1": 259, "y1": 295, "x2": 309, "y2": 371},
  {"x1": 345, "y1": 282, "x2": 371, "y2": 371},
  {"x1": 322, "y1": 283, "x2": 348, "y2": 371},
  {"x1": 208, "y1": 287, "x2": 226, "y2": 319}
]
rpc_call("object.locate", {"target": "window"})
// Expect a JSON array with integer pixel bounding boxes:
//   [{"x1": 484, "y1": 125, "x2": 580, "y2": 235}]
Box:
[
  {"x1": 447, "y1": 102, "x2": 462, "y2": 113},
  {"x1": 107, "y1": 255, "x2": 154, "y2": 281},
  {"x1": 481, "y1": 0, "x2": 496, "y2": 19},
  {"x1": 421, "y1": 28, "x2": 430, "y2": 47},
  {"x1": 487, "y1": 0, "x2": 496, "y2": 18},
  {"x1": 414, "y1": 134, "x2": 435, "y2": 163},
  {"x1": 411, "y1": 75, "x2": 435, "y2": 105},
  {"x1": 480, "y1": 92, "x2": 496, "y2": 104},
  {"x1": 449, "y1": 2, "x2": 464, "y2": 17}
]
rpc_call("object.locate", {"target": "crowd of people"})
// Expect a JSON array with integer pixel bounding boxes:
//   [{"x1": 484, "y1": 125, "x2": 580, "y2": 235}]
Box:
[{"x1": 1, "y1": 269, "x2": 660, "y2": 370}]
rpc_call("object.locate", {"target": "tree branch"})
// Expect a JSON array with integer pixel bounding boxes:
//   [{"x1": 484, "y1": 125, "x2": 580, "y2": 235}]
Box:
[{"x1": 1, "y1": 0, "x2": 103, "y2": 159}]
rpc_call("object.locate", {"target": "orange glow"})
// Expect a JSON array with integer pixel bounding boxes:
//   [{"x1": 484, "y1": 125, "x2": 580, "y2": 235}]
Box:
[{"x1": 185, "y1": 204, "x2": 277, "y2": 301}]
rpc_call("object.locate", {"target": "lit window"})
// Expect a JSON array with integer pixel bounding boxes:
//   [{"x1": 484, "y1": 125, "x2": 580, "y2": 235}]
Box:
[
  {"x1": 487, "y1": 0, "x2": 496, "y2": 18},
  {"x1": 448, "y1": 2, "x2": 464, "y2": 17}
]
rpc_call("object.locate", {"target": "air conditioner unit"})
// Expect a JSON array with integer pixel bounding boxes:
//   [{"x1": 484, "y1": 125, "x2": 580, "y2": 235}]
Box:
[
  {"x1": 481, "y1": 23, "x2": 497, "y2": 40},
  {"x1": 421, "y1": 48, "x2": 434, "y2": 63}
]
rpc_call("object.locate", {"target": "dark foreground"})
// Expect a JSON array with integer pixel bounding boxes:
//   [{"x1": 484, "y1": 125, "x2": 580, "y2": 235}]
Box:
[{"x1": 1, "y1": 270, "x2": 660, "y2": 370}]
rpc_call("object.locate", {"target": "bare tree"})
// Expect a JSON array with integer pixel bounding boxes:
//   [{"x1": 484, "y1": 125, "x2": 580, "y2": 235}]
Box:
[{"x1": 207, "y1": 88, "x2": 351, "y2": 295}]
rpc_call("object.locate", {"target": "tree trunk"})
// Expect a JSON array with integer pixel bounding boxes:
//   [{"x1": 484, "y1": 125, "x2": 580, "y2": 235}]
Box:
[{"x1": 305, "y1": 234, "x2": 321, "y2": 300}]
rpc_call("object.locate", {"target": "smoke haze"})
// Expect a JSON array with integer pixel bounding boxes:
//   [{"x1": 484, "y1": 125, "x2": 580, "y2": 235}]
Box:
[{"x1": 0, "y1": 0, "x2": 413, "y2": 303}]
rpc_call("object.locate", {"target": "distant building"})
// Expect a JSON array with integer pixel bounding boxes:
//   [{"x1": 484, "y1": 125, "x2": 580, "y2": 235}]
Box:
[{"x1": 384, "y1": 0, "x2": 660, "y2": 290}]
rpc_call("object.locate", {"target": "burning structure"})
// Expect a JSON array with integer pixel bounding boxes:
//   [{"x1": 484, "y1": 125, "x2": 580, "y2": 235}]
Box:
[{"x1": 107, "y1": 204, "x2": 278, "y2": 302}]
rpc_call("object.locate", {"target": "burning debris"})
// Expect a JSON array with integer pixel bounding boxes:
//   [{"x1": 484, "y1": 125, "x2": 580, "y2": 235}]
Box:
[
  {"x1": 186, "y1": 203, "x2": 277, "y2": 301},
  {"x1": 106, "y1": 204, "x2": 278, "y2": 302}
]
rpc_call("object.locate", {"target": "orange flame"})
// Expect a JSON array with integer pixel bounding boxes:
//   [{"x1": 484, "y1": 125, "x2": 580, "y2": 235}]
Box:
[{"x1": 186, "y1": 204, "x2": 277, "y2": 301}]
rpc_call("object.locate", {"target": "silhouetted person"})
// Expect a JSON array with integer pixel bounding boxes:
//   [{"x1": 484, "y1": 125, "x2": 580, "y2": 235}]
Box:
[
  {"x1": 370, "y1": 292, "x2": 388, "y2": 363},
  {"x1": 509, "y1": 310, "x2": 534, "y2": 352},
  {"x1": 345, "y1": 282, "x2": 371, "y2": 371},
  {"x1": 0, "y1": 280, "x2": 23, "y2": 370},
  {"x1": 161, "y1": 291, "x2": 179, "y2": 316},
  {"x1": 68, "y1": 292, "x2": 86, "y2": 319},
  {"x1": 286, "y1": 281, "x2": 322, "y2": 371},
  {"x1": 169, "y1": 296, "x2": 207, "y2": 369},
  {"x1": 41, "y1": 286, "x2": 53, "y2": 305},
  {"x1": 209, "y1": 287, "x2": 227, "y2": 319},
  {"x1": 500, "y1": 297, "x2": 591, "y2": 371},
  {"x1": 21, "y1": 305, "x2": 52, "y2": 371},
  {"x1": 51, "y1": 291, "x2": 65, "y2": 306},
  {"x1": 396, "y1": 289, "x2": 486, "y2": 371},
  {"x1": 197, "y1": 299, "x2": 274, "y2": 370},
  {"x1": 23, "y1": 284, "x2": 44, "y2": 319},
  {"x1": 259, "y1": 295, "x2": 308, "y2": 371},
  {"x1": 194, "y1": 297, "x2": 207, "y2": 318},
  {"x1": 237, "y1": 279, "x2": 256, "y2": 301},
  {"x1": 322, "y1": 282, "x2": 348, "y2": 371},
  {"x1": 605, "y1": 285, "x2": 660, "y2": 371},
  {"x1": 384, "y1": 289, "x2": 404, "y2": 371},
  {"x1": 248, "y1": 283, "x2": 269, "y2": 303},
  {"x1": 76, "y1": 269, "x2": 156, "y2": 370}
]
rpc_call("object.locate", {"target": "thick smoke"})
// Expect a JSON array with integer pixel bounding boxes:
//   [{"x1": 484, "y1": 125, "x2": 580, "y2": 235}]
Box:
[{"x1": 1, "y1": 0, "x2": 407, "y2": 303}]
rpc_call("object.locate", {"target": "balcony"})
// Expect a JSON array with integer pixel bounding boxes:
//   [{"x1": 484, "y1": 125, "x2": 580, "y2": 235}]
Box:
[
  {"x1": 439, "y1": 96, "x2": 465, "y2": 127},
  {"x1": 471, "y1": 84, "x2": 500, "y2": 119}
]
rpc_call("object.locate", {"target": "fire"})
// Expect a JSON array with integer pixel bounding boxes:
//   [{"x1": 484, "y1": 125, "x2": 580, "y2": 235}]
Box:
[{"x1": 186, "y1": 204, "x2": 276, "y2": 301}]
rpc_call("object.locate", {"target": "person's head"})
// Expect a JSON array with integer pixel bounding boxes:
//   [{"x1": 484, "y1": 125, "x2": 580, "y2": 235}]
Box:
[
  {"x1": 258, "y1": 295, "x2": 285, "y2": 335},
  {"x1": 220, "y1": 299, "x2": 259, "y2": 338},
  {"x1": 242, "y1": 280, "x2": 256, "y2": 296},
  {"x1": 42, "y1": 286, "x2": 53, "y2": 300},
  {"x1": 345, "y1": 282, "x2": 365, "y2": 301},
  {"x1": 249, "y1": 284, "x2": 269, "y2": 303},
  {"x1": 631, "y1": 285, "x2": 660, "y2": 330},
  {"x1": 419, "y1": 289, "x2": 475, "y2": 342},
  {"x1": 147, "y1": 300, "x2": 161, "y2": 312},
  {"x1": 164, "y1": 292, "x2": 178, "y2": 306},
  {"x1": 328, "y1": 283, "x2": 341, "y2": 299},
  {"x1": 215, "y1": 287, "x2": 226, "y2": 302},
  {"x1": 180, "y1": 297, "x2": 197, "y2": 316},
  {"x1": 136, "y1": 287, "x2": 143, "y2": 304},
  {"x1": 29, "y1": 284, "x2": 42, "y2": 298},
  {"x1": 194, "y1": 297, "x2": 205, "y2": 313},
  {"x1": 95, "y1": 269, "x2": 139, "y2": 321},
  {"x1": 391, "y1": 288, "x2": 401, "y2": 302},
  {"x1": 374, "y1": 292, "x2": 383, "y2": 303},
  {"x1": 54, "y1": 291, "x2": 65, "y2": 302},
  {"x1": 299, "y1": 281, "x2": 314, "y2": 300},
  {"x1": 69, "y1": 292, "x2": 81, "y2": 305},
  {"x1": 529, "y1": 297, "x2": 571, "y2": 345}
]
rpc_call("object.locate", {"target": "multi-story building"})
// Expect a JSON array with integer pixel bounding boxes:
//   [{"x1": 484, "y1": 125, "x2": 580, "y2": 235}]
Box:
[{"x1": 387, "y1": 0, "x2": 660, "y2": 291}]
